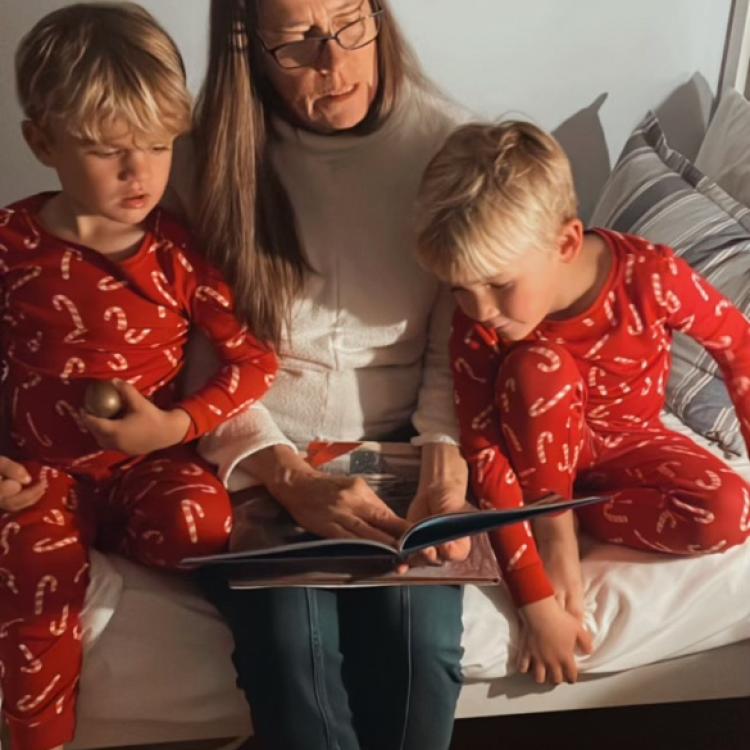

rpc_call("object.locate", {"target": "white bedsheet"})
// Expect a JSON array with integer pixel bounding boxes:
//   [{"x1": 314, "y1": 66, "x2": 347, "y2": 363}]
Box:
[{"x1": 4, "y1": 413, "x2": 750, "y2": 746}]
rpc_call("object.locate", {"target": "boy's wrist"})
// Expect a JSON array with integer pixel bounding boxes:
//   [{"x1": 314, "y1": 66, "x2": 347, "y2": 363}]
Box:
[{"x1": 164, "y1": 408, "x2": 191, "y2": 445}]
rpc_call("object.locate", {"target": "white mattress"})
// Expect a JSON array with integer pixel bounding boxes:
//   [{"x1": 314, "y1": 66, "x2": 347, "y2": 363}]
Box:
[{"x1": 3, "y1": 412, "x2": 749, "y2": 748}]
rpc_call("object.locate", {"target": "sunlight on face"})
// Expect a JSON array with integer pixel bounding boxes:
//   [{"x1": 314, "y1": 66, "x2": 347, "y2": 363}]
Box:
[{"x1": 257, "y1": 0, "x2": 380, "y2": 133}]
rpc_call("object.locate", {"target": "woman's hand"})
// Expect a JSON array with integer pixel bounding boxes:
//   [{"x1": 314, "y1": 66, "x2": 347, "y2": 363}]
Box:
[
  {"x1": 517, "y1": 596, "x2": 594, "y2": 685},
  {"x1": 240, "y1": 445, "x2": 409, "y2": 545},
  {"x1": 81, "y1": 380, "x2": 191, "y2": 456},
  {"x1": 404, "y1": 443, "x2": 472, "y2": 567},
  {"x1": 0, "y1": 456, "x2": 45, "y2": 513}
]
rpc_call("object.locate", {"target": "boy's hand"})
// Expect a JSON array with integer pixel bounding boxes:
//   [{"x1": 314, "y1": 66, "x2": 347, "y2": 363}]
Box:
[
  {"x1": 0, "y1": 456, "x2": 45, "y2": 512},
  {"x1": 80, "y1": 380, "x2": 190, "y2": 456},
  {"x1": 517, "y1": 596, "x2": 594, "y2": 685}
]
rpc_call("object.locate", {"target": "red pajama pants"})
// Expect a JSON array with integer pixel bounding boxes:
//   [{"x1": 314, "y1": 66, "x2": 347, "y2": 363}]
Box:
[
  {"x1": 0, "y1": 447, "x2": 232, "y2": 750},
  {"x1": 496, "y1": 343, "x2": 750, "y2": 555}
]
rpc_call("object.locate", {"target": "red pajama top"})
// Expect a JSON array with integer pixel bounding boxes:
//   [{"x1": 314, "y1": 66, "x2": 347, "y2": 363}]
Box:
[
  {"x1": 451, "y1": 229, "x2": 750, "y2": 605},
  {"x1": 0, "y1": 193, "x2": 277, "y2": 476}
]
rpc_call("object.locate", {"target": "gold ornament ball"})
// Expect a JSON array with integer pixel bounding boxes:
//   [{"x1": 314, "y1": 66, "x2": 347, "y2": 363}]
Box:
[{"x1": 84, "y1": 381, "x2": 123, "y2": 419}]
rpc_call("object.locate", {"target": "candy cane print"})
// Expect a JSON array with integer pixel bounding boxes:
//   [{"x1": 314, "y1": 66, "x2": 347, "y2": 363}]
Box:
[
  {"x1": 657, "y1": 509, "x2": 678, "y2": 533},
  {"x1": 176, "y1": 250, "x2": 194, "y2": 272},
  {"x1": 32, "y1": 536, "x2": 78, "y2": 554},
  {"x1": 97, "y1": 275, "x2": 128, "y2": 292},
  {"x1": 601, "y1": 498, "x2": 629, "y2": 524},
  {"x1": 472, "y1": 448, "x2": 495, "y2": 484},
  {"x1": 19, "y1": 643, "x2": 42, "y2": 674},
  {"x1": 60, "y1": 356, "x2": 85, "y2": 380},
  {"x1": 180, "y1": 463, "x2": 204, "y2": 477},
  {"x1": 504, "y1": 468, "x2": 517, "y2": 485},
  {"x1": 181, "y1": 499, "x2": 205, "y2": 543},
  {"x1": 164, "y1": 483, "x2": 218, "y2": 496},
  {"x1": 453, "y1": 357, "x2": 488, "y2": 383},
  {"x1": 656, "y1": 461, "x2": 681, "y2": 479},
  {"x1": 74, "y1": 562, "x2": 89, "y2": 584},
  {"x1": 55, "y1": 400, "x2": 89, "y2": 432},
  {"x1": 68, "y1": 451, "x2": 103, "y2": 470},
  {"x1": 587, "y1": 403, "x2": 610, "y2": 420},
  {"x1": 104, "y1": 306, "x2": 128, "y2": 331},
  {"x1": 151, "y1": 270, "x2": 179, "y2": 307},
  {"x1": 157, "y1": 305, "x2": 167, "y2": 318},
  {"x1": 651, "y1": 273, "x2": 681, "y2": 314},
  {"x1": 107, "y1": 352, "x2": 129, "y2": 371},
  {"x1": 52, "y1": 294, "x2": 87, "y2": 343},
  {"x1": 0, "y1": 207, "x2": 13, "y2": 226},
  {"x1": 227, "y1": 397, "x2": 257, "y2": 418},
  {"x1": 536, "y1": 431, "x2": 553, "y2": 464},
  {"x1": 60, "y1": 248, "x2": 83, "y2": 279},
  {"x1": 715, "y1": 299, "x2": 730, "y2": 318},
  {"x1": 694, "y1": 469, "x2": 723, "y2": 493},
  {"x1": 507, "y1": 544, "x2": 528, "y2": 571},
  {"x1": 8, "y1": 265, "x2": 41, "y2": 294},
  {"x1": 732, "y1": 376, "x2": 750, "y2": 397},
  {"x1": 26, "y1": 412, "x2": 52, "y2": 447},
  {"x1": 226, "y1": 328, "x2": 248, "y2": 349},
  {"x1": 624, "y1": 254, "x2": 636, "y2": 285},
  {"x1": 163, "y1": 348, "x2": 179, "y2": 368},
  {"x1": 224, "y1": 515, "x2": 233, "y2": 534},
  {"x1": 34, "y1": 575, "x2": 58, "y2": 615},
  {"x1": 227, "y1": 364, "x2": 240, "y2": 394},
  {"x1": 582, "y1": 333, "x2": 610, "y2": 360},
  {"x1": 471, "y1": 404, "x2": 494, "y2": 431},
  {"x1": 687, "y1": 539, "x2": 727, "y2": 554},
  {"x1": 656, "y1": 373, "x2": 665, "y2": 396},
  {"x1": 661, "y1": 444, "x2": 708, "y2": 459},
  {"x1": 124, "y1": 327, "x2": 152, "y2": 344},
  {"x1": 529, "y1": 383, "x2": 573, "y2": 417},
  {"x1": 557, "y1": 443, "x2": 572, "y2": 473},
  {"x1": 0, "y1": 567, "x2": 19, "y2": 594},
  {"x1": 671, "y1": 498, "x2": 715, "y2": 524},
  {"x1": 633, "y1": 530, "x2": 682, "y2": 554},
  {"x1": 703, "y1": 335, "x2": 733, "y2": 351},
  {"x1": 55, "y1": 695, "x2": 65, "y2": 715},
  {"x1": 49, "y1": 604, "x2": 69, "y2": 636},
  {"x1": 527, "y1": 346, "x2": 561, "y2": 373},
  {"x1": 626, "y1": 303, "x2": 644, "y2": 336},
  {"x1": 501, "y1": 423, "x2": 522, "y2": 452},
  {"x1": 16, "y1": 674, "x2": 61, "y2": 713},
  {"x1": 0, "y1": 522, "x2": 20, "y2": 556},
  {"x1": 603, "y1": 291, "x2": 617, "y2": 326},
  {"x1": 588, "y1": 366, "x2": 608, "y2": 396},
  {"x1": 0, "y1": 618, "x2": 23, "y2": 638},
  {"x1": 42, "y1": 510, "x2": 66, "y2": 526},
  {"x1": 691, "y1": 272, "x2": 710, "y2": 302},
  {"x1": 737, "y1": 488, "x2": 750, "y2": 533},
  {"x1": 499, "y1": 377, "x2": 516, "y2": 413}
]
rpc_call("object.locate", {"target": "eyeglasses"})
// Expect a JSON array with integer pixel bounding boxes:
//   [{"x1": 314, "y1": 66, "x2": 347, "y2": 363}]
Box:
[{"x1": 259, "y1": 9, "x2": 384, "y2": 70}]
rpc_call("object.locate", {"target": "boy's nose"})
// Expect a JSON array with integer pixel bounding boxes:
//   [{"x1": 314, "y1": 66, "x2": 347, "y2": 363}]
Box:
[
  {"x1": 466, "y1": 291, "x2": 499, "y2": 324},
  {"x1": 119, "y1": 151, "x2": 149, "y2": 182}
]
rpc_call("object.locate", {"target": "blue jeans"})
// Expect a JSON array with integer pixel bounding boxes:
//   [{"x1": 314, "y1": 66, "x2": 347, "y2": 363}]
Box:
[{"x1": 204, "y1": 579, "x2": 464, "y2": 750}]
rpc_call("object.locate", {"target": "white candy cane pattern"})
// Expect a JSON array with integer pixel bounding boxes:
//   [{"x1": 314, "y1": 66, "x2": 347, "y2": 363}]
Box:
[
  {"x1": 60, "y1": 248, "x2": 82, "y2": 279},
  {"x1": 507, "y1": 544, "x2": 528, "y2": 570},
  {"x1": 0, "y1": 568, "x2": 19, "y2": 594},
  {"x1": 53, "y1": 294, "x2": 87, "y2": 343},
  {"x1": 651, "y1": 273, "x2": 681, "y2": 314},
  {"x1": 694, "y1": 470, "x2": 722, "y2": 492},
  {"x1": 104, "y1": 306, "x2": 128, "y2": 331},
  {"x1": 671, "y1": 498, "x2": 715, "y2": 524},
  {"x1": 472, "y1": 448, "x2": 496, "y2": 484},
  {"x1": 740, "y1": 488, "x2": 750, "y2": 532},
  {"x1": 151, "y1": 271, "x2": 179, "y2": 307},
  {"x1": 55, "y1": 400, "x2": 89, "y2": 432},
  {"x1": 34, "y1": 575, "x2": 58, "y2": 615},
  {"x1": 0, "y1": 522, "x2": 20, "y2": 555},
  {"x1": 97, "y1": 275, "x2": 128, "y2": 291},
  {"x1": 124, "y1": 327, "x2": 152, "y2": 344},
  {"x1": 19, "y1": 644, "x2": 42, "y2": 674},
  {"x1": 471, "y1": 405, "x2": 494, "y2": 431},
  {"x1": 528, "y1": 346, "x2": 561, "y2": 373},
  {"x1": 529, "y1": 383, "x2": 573, "y2": 417},
  {"x1": 107, "y1": 352, "x2": 129, "y2": 371},
  {"x1": 49, "y1": 604, "x2": 69, "y2": 636},
  {"x1": 17, "y1": 674, "x2": 61, "y2": 713},
  {"x1": 32, "y1": 536, "x2": 78, "y2": 553},
  {"x1": 691, "y1": 272, "x2": 710, "y2": 302},
  {"x1": 195, "y1": 285, "x2": 231, "y2": 309},
  {"x1": 501, "y1": 423, "x2": 522, "y2": 452},
  {"x1": 536, "y1": 431, "x2": 553, "y2": 464},
  {"x1": 454, "y1": 357, "x2": 487, "y2": 383},
  {"x1": 181, "y1": 499, "x2": 205, "y2": 543},
  {"x1": 26, "y1": 412, "x2": 52, "y2": 447},
  {"x1": 0, "y1": 618, "x2": 23, "y2": 638},
  {"x1": 627, "y1": 303, "x2": 644, "y2": 336}
]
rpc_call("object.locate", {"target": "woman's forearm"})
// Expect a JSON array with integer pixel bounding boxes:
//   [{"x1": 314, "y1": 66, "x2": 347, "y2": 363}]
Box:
[
  {"x1": 238, "y1": 444, "x2": 317, "y2": 501},
  {"x1": 418, "y1": 442, "x2": 468, "y2": 496}
]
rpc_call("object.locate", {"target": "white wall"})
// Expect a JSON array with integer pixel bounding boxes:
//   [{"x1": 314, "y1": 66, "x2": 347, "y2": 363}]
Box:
[{"x1": 0, "y1": 0, "x2": 732, "y2": 211}]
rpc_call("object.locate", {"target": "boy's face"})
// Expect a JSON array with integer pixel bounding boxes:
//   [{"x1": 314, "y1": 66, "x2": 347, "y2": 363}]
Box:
[
  {"x1": 451, "y1": 248, "x2": 560, "y2": 342},
  {"x1": 24, "y1": 119, "x2": 174, "y2": 227},
  {"x1": 449, "y1": 222, "x2": 584, "y2": 341}
]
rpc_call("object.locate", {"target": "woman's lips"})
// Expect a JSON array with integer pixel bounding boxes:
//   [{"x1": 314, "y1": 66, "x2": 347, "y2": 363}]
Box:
[{"x1": 318, "y1": 84, "x2": 357, "y2": 103}]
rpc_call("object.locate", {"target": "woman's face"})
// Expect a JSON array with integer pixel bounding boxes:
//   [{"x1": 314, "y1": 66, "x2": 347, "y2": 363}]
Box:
[{"x1": 256, "y1": 0, "x2": 380, "y2": 133}]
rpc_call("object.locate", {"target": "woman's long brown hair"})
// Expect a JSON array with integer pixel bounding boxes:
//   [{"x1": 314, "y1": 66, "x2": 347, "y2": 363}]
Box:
[{"x1": 193, "y1": 0, "x2": 424, "y2": 347}]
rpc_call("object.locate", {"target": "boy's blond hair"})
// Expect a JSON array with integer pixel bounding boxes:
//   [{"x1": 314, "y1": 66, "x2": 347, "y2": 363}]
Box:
[
  {"x1": 416, "y1": 120, "x2": 578, "y2": 283},
  {"x1": 16, "y1": 2, "x2": 191, "y2": 143}
]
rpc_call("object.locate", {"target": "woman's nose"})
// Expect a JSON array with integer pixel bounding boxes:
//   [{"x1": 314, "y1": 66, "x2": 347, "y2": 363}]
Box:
[{"x1": 315, "y1": 37, "x2": 346, "y2": 74}]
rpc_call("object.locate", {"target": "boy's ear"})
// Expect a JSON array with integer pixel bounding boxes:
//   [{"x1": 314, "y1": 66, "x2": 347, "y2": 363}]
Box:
[
  {"x1": 557, "y1": 218, "x2": 584, "y2": 263},
  {"x1": 22, "y1": 120, "x2": 56, "y2": 167}
]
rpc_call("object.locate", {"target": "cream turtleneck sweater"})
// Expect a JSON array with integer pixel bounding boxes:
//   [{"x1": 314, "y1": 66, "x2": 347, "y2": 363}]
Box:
[{"x1": 179, "y1": 86, "x2": 464, "y2": 489}]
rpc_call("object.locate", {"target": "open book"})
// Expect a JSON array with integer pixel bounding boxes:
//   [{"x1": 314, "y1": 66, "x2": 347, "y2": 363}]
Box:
[{"x1": 182, "y1": 442, "x2": 607, "y2": 587}]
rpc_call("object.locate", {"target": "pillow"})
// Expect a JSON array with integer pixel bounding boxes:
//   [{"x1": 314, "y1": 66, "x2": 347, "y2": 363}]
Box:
[
  {"x1": 590, "y1": 111, "x2": 750, "y2": 455},
  {"x1": 696, "y1": 89, "x2": 750, "y2": 208}
]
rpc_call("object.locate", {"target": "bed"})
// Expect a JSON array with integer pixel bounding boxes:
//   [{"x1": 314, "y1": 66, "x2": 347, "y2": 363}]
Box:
[{"x1": 4, "y1": 4, "x2": 750, "y2": 749}]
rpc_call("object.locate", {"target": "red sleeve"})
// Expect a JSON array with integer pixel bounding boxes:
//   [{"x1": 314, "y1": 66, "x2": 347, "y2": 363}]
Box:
[
  {"x1": 451, "y1": 308, "x2": 554, "y2": 606},
  {"x1": 658, "y1": 246, "x2": 750, "y2": 452},
  {"x1": 173, "y1": 251, "x2": 278, "y2": 442}
]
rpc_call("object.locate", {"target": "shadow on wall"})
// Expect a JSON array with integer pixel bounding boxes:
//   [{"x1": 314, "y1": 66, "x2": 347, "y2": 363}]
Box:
[
  {"x1": 553, "y1": 92, "x2": 610, "y2": 224},
  {"x1": 654, "y1": 72, "x2": 713, "y2": 162},
  {"x1": 554, "y1": 73, "x2": 714, "y2": 224}
]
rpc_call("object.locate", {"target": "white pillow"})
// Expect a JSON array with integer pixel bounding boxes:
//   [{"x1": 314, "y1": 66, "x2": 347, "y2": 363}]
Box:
[{"x1": 696, "y1": 88, "x2": 750, "y2": 207}]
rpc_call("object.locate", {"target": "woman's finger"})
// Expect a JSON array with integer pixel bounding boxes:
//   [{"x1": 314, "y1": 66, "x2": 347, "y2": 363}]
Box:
[
  {"x1": 436, "y1": 536, "x2": 471, "y2": 562},
  {"x1": 576, "y1": 624, "x2": 595, "y2": 655},
  {"x1": 0, "y1": 457, "x2": 31, "y2": 484},
  {"x1": 0, "y1": 481, "x2": 45, "y2": 512},
  {"x1": 339, "y1": 514, "x2": 401, "y2": 545},
  {"x1": 533, "y1": 660, "x2": 546, "y2": 685},
  {"x1": 563, "y1": 656, "x2": 579, "y2": 684}
]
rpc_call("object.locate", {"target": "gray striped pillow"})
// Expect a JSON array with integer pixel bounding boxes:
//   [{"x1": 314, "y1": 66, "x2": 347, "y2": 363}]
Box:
[{"x1": 590, "y1": 112, "x2": 750, "y2": 455}]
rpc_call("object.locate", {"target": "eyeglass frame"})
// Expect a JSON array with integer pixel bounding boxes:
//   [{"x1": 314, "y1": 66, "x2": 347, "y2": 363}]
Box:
[{"x1": 256, "y1": 6, "x2": 385, "y2": 70}]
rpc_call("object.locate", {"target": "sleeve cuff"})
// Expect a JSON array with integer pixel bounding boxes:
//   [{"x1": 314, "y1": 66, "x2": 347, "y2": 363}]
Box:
[{"x1": 503, "y1": 561, "x2": 555, "y2": 607}]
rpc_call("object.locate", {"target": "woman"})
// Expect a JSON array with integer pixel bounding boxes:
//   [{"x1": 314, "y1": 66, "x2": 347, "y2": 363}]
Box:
[{"x1": 182, "y1": 1, "x2": 471, "y2": 748}]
